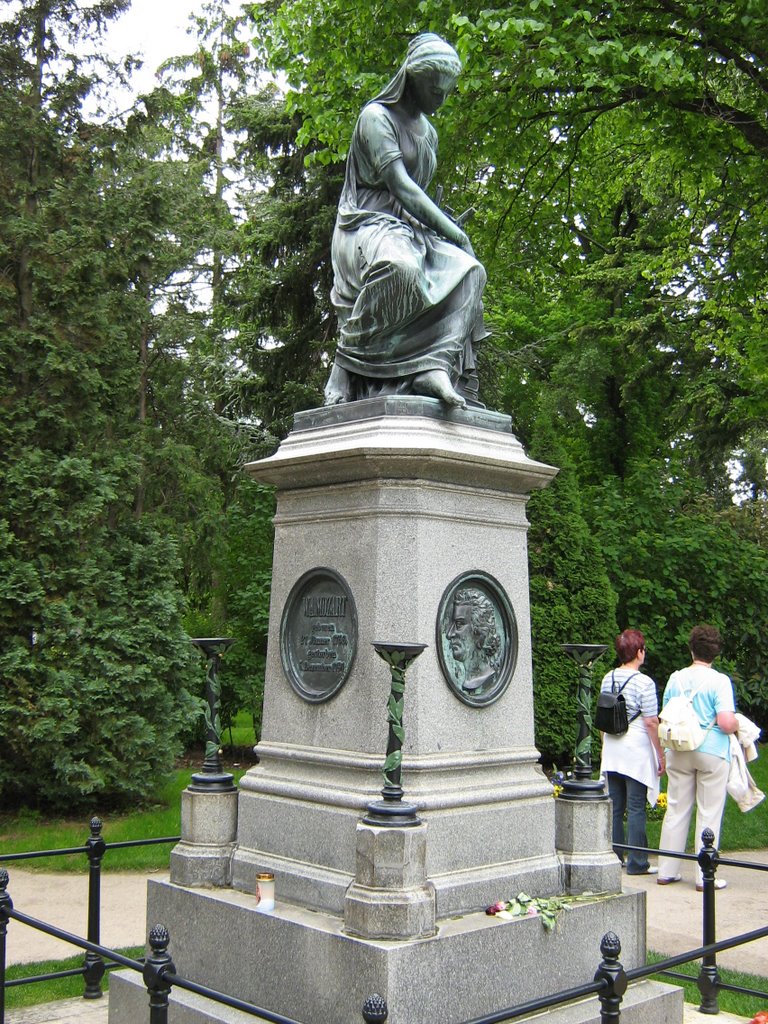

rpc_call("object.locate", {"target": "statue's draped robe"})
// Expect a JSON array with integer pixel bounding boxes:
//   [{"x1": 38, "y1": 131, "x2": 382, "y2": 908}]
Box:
[{"x1": 330, "y1": 102, "x2": 487, "y2": 398}]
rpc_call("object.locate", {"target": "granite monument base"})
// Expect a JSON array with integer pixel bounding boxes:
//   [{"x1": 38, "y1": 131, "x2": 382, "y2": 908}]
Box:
[
  {"x1": 230, "y1": 400, "x2": 567, "y2": 921},
  {"x1": 556, "y1": 791, "x2": 624, "y2": 894},
  {"x1": 344, "y1": 822, "x2": 437, "y2": 939},
  {"x1": 109, "y1": 975, "x2": 681, "y2": 1024},
  {"x1": 108, "y1": 878, "x2": 682, "y2": 1024},
  {"x1": 109, "y1": 400, "x2": 679, "y2": 1023}
]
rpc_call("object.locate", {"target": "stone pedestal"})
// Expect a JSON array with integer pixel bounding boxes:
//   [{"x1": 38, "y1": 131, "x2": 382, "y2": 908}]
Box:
[
  {"x1": 109, "y1": 398, "x2": 681, "y2": 1024},
  {"x1": 230, "y1": 398, "x2": 567, "y2": 919},
  {"x1": 555, "y1": 793, "x2": 623, "y2": 894},
  {"x1": 109, "y1": 879, "x2": 681, "y2": 1024},
  {"x1": 344, "y1": 822, "x2": 436, "y2": 939},
  {"x1": 169, "y1": 787, "x2": 238, "y2": 888}
]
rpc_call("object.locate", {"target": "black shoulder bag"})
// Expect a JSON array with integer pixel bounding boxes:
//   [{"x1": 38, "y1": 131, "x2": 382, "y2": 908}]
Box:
[{"x1": 595, "y1": 671, "x2": 642, "y2": 736}]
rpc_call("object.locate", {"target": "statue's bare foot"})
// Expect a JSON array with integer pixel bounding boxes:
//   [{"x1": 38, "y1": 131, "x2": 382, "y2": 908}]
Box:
[
  {"x1": 324, "y1": 362, "x2": 351, "y2": 406},
  {"x1": 412, "y1": 370, "x2": 466, "y2": 409}
]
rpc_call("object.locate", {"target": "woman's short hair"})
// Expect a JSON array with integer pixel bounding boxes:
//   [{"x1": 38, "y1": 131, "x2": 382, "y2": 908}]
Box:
[
  {"x1": 615, "y1": 628, "x2": 645, "y2": 664},
  {"x1": 689, "y1": 624, "x2": 722, "y2": 663}
]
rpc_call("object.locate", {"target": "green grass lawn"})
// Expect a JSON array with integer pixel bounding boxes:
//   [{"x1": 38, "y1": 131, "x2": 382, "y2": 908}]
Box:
[
  {"x1": 0, "y1": 766, "x2": 249, "y2": 873},
  {"x1": 222, "y1": 709, "x2": 259, "y2": 751},
  {"x1": 0, "y1": 712, "x2": 257, "y2": 873},
  {"x1": 648, "y1": 950, "x2": 768, "y2": 1020}
]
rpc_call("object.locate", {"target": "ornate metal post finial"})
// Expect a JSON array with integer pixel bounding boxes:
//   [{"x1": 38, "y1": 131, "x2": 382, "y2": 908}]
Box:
[
  {"x1": 362, "y1": 992, "x2": 389, "y2": 1022},
  {"x1": 697, "y1": 828, "x2": 721, "y2": 1014},
  {"x1": 190, "y1": 638, "x2": 237, "y2": 793},
  {"x1": 595, "y1": 931, "x2": 627, "y2": 1023},
  {"x1": 363, "y1": 642, "x2": 426, "y2": 827},
  {"x1": 84, "y1": 816, "x2": 107, "y2": 999},
  {"x1": 143, "y1": 924, "x2": 176, "y2": 1024},
  {"x1": 559, "y1": 644, "x2": 609, "y2": 801}
]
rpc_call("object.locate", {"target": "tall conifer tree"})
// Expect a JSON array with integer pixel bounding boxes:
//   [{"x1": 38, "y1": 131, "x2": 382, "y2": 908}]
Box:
[{"x1": 0, "y1": 1, "x2": 200, "y2": 808}]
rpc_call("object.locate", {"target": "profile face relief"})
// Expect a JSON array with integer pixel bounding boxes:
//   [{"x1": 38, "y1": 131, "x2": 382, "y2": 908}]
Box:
[
  {"x1": 446, "y1": 600, "x2": 473, "y2": 662},
  {"x1": 445, "y1": 590, "x2": 500, "y2": 691}
]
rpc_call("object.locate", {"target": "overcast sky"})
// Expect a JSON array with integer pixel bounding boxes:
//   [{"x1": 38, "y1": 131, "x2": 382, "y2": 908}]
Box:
[{"x1": 104, "y1": 0, "x2": 209, "y2": 95}]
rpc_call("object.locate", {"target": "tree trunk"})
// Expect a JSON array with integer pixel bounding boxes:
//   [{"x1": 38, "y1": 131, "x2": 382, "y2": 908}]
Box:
[{"x1": 17, "y1": 6, "x2": 46, "y2": 328}]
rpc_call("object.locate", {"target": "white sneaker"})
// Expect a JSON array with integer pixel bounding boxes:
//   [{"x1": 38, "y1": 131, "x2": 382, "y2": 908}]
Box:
[{"x1": 696, "y1": 879, "x2": 727, "y2": 891}]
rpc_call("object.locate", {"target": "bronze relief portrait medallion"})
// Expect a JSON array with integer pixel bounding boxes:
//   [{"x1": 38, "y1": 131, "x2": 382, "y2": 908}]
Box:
[{"x1": 437, "y1": 572, "x2": 517, "y2": 707}]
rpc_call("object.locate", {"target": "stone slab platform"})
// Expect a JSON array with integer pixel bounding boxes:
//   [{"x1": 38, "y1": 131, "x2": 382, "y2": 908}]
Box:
[
  {"x1": 103, "y1": 877, "x2": 681, "y2": 1024},
  {"x1": 107, "y1": 972, "x2": 682, "y2": 1024},
  {"x1": 11, "y1": 992, "x2": 761, "y2": 1024}
]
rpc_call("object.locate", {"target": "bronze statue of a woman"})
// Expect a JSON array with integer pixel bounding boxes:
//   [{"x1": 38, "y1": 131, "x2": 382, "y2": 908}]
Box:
[{"x1": 324, "y1": 34, "x2": 489, "y2": 409}]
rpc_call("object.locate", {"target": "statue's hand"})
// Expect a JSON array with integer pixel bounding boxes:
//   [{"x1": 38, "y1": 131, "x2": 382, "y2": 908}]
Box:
[
  {"x1": 433, "y1": 184, "x2": 475, "y2": 254},
  {"x1": 434, "y1": 185, "x2": 474, "y2": 230}
]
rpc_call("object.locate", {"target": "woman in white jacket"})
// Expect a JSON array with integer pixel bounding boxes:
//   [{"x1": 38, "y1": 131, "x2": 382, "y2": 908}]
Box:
[{"x1": 599, "y1": 629, "x2": 666, "y2": 875}]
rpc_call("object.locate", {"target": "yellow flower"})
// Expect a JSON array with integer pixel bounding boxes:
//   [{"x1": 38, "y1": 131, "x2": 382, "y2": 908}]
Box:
[
  {"x1": 553, "y1": 784, "x2": 563, "y2": 798},
  {"x1": 656, "y1": 792, "x2": 668, "y2": 809}
]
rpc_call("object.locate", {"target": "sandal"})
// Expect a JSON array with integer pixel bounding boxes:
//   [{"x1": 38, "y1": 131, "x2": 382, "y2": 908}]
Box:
[
  {"x1": 696, "y1": 879, "x2": 727, "y2": 891},
  {"x1": 657, "y1": 875, "x2": 682, "y2": 885}
]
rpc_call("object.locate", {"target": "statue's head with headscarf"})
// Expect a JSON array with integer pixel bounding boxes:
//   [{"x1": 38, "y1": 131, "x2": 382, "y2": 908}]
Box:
[{"x1": 371, "y1": 33, "x2": 462, "y2": 107}]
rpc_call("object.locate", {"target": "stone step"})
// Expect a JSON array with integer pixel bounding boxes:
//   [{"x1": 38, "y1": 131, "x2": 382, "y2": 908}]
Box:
[
  {"x1": 106, "y1": 973, "x2": 684, "y2": 1024},
  {"x1": 4, "y1": 990, "x2": 757, "y2": 1024},
  {"x1": 683, "y1": 1003, "x2": 753, "y2": 1024}
]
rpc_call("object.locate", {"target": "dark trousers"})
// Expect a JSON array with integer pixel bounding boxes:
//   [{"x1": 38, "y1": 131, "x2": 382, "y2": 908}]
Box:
[{"x1": 606, "y1": 772, "x2": 650, "y2": 874}]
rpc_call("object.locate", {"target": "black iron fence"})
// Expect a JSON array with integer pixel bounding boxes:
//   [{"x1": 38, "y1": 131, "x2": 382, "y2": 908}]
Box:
[
  {"x1": 1, "y1": 822, "x2": 767, "y2": 1023},
  {"x1": 1, "y1": 874, "x2": 389, "y2": 1023},
  {"x1": 614, "y1": 825, "x2": 768, "y2": 1015},
  {"x1": 0, "y1": 816, "x2": 178, "y2": 1006}
]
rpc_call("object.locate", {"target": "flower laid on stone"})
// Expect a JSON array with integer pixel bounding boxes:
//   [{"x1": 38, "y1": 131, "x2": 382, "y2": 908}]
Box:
[
  {"x1": 485, "y1": 891, "x2": 610, "y2": 931},
  {"x1": 486, "y1": 901, "x2": 507, "y2": 915}
]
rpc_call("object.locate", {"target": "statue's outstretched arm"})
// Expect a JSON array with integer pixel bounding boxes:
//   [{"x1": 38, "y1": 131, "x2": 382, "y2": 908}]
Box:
[{"x1": 380, "y1": 159, "x2": 473, "y2": 254}]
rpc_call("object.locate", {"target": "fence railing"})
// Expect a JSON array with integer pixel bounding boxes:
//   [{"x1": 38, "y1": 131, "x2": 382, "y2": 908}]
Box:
[
  {"x1": 614, "y1": 825, "x2": 768, "y2": 1014},
  {"x1": 0, "y1": 880, "x2": 615, "y2": 1024},
  {"x1": 0, "y1": 878, "x2": 389, "y2": 1023},
  {"x1": 0, "y1": 816, "x2": 179, "y2": 1003},
  {"x1": 2, "y1": 823, "x2": 767, "y2": 1022}
]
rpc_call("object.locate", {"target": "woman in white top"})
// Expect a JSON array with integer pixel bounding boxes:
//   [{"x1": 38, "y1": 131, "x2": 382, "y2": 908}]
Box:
[
  {"x1": 657, "y1": 624, "x2": 738, "y2": 889},
  {"x1": 599, "y1": 629, "x2": 666, "y2": 875}
]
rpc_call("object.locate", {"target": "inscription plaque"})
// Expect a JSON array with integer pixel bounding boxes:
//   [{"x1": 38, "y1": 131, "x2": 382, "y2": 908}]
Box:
[
  {"x1": 280, "y1": 568, "x2": 358, "y2": 703},
  {"x1": 437, "y1": 572, "x2": 517, "y2": 707}
]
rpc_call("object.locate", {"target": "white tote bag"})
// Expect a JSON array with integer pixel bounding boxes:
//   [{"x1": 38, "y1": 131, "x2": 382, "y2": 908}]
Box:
[{"x1": 658, "y1": 689, "x2": 708, "y2": 751}]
